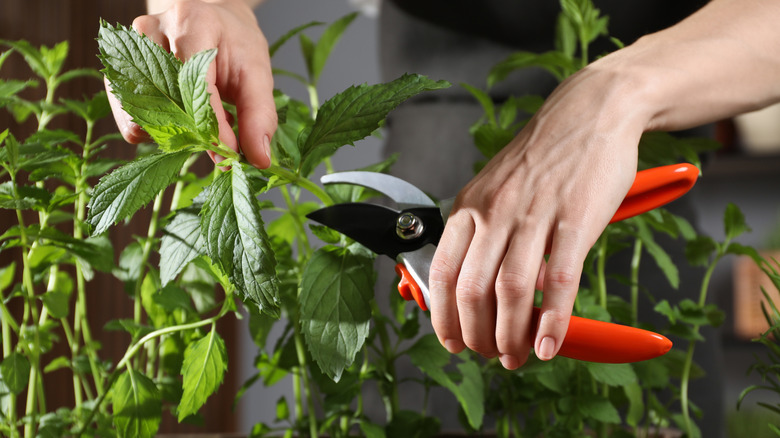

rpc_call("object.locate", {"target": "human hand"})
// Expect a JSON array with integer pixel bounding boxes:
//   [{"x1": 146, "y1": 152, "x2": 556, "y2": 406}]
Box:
[
  {"x1": 428, "y1": 59, "x2": 649, "y2": 370},
  {"x1": 105, "y1": 0, "x2": 276, "y2": 168}
]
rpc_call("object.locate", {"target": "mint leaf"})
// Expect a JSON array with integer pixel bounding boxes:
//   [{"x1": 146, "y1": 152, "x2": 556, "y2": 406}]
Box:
[
  {"x1": 179, "y1": 48, "x2": 218, "y2": 139},
  {"x1": 724, "y1": 202, "x2": 749, "y2": 241},
  {"x1": 585, "y1": 362, "x2": 637, "y2": 387},
  {"x1": 87, "y1": 150, "x2": 192, "y2": 235},
  {"x1": 269, "y1": 21, "x2": 323, "y2": 58},
  {"x1": 0, "y1": 353, "x2": 30, "y2": 395},
  {"x1": 97, "y1": 21, "x2": 192, "y2": 135},
  {"x1": 177, "y1": 329, "x2": 227, "y2": 421},
  {"x1": 309, "y1": 13, "x2": 357, "y2": 84},
  {"x1": 407, "y1": 335, "x2": 485, "y2": 430},
  {"x1": 200, "y1": 164, "x2": 280, "y2": 316},
  {"x1": 577, "y1": 395, "x2": 621, "y2": 423},
  {"x1": 160, "y1": 206, "x2": 205, "y2": 286},
  {"x1": 298, "y1": 74, "x2": 450, "y2": 175},
  {"x1": 299, "y1": 244, "x2": 375, "y2": 381},
  {"x1": 487, "y1": 51, "x2": 576, "y2": 87},
  {"x1": 113, "y1": 369, "x2": 162, "y2": 438}
]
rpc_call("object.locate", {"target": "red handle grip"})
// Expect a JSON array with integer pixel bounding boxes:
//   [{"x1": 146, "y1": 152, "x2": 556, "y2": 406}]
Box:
[
  {"x1": 610, "y1": 163, "x2": 699, "y2": 224},
  {"x1": 396, "y1": 263, "x2": 671, "y2": 362}
]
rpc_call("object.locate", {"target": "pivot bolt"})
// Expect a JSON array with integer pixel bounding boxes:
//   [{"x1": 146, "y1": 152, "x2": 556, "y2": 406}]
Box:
[{"x1": 396, "y1": 212, "x2": 424, "y2": 240}]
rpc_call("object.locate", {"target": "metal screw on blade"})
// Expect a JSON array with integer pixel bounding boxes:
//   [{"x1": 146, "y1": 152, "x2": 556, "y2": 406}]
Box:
[{"x1": 396, "y1": 212, "x2": 424, "y2": 240}]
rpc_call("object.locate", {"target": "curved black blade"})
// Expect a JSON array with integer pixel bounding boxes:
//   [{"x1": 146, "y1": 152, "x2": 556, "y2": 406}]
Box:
[{"x1": 306, "y1": 203, "x2": 443, "y2": 259}]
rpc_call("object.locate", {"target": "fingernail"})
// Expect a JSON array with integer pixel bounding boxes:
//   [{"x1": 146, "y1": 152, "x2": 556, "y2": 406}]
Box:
[
  {"x1": 263, "y1": 134, "x2": 271, "y2": 163},
  {"x1": 444, "y1": 339, "x2": 464, "y2": 354},
  {"x1": 537, "y1": 336, "x2": 556, "y2": 361},
  {"x1": 499, "y1": 354, "x2": 519, "y2": 370}
]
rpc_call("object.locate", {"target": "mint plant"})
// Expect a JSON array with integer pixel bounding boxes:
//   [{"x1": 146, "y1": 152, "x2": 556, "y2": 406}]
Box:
[{"x1": 0, "y1": 14, "x2": 486, "y2": 437}]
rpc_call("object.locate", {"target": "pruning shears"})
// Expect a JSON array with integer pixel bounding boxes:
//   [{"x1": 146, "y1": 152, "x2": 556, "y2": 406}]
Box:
[{"x1": 307, "y1": 163, "x2": 699, "y2": 363}]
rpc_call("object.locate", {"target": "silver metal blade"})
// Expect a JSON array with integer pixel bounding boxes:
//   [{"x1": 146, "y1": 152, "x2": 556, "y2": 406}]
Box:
[{"x1": 321, "y1": 171, "x2": 436, "y2": 209}]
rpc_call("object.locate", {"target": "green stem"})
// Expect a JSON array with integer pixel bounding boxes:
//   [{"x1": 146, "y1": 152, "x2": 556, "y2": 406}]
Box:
[
  {"x1": 267, "y1": 165, "x2": 334, "y2": 206},
  {"x1": 280, "y1": 186, "x2": 313, "y2": 259},
  {"x1": 371, "y1": 302, "x2": 399, "y2": 422},
  {"x1": 307, "y1": 84, "x2": 320, "y2": 119},
  {"x1": 680, "y1": 254, "x2": 720, "y2": 437},
  {"x1": 292, "y1": 324, "x2": 318, "y2": 437},
  {"x1": 630, "y1": 238, "x2": 643, "y2": 325},
  {"x1": 77, "y1": 300, "x2": 231, "y2": 436}
]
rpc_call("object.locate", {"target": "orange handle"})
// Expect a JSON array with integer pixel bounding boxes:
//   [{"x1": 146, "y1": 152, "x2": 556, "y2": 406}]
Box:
[
  {"x1": 530, "y1": 308, "x2": 672, "y2": 363},
  {"x1": 610, "y1": 163, "x2": 698, "y2": 224},
  {"x1": 397, "y1": 262, "x2": 671, "y2": 363}
]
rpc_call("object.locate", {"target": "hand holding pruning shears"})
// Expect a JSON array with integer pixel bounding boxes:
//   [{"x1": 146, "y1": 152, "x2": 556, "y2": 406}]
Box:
[{"x1": 309, "y1": 163, "x2": 699, "y2": 365}]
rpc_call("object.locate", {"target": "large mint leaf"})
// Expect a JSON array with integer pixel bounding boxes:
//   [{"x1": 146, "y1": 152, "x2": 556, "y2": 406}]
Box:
[
  {"x1": 407, "y1": 334, "x2": 485, "y2": 430},
  {"x1": 160, "y1": 206, "x2": 205, "y2": 286},
  {"x1": 177, "y1": 330, "x2": 227, "y2": 421},
  {"x1": 179, "y1": 48, "x2": 218, "y2": 139},
  {"x1": 87, "y1": 150, "x2": 192, "y2": 235},
  {"x1": 200, "y1": 164, "x2": 280, "y2": 316},
  {"x1": 298, "y1": 74, "x2": 450, "y2": 175},
  {"x1": 299, "y1": 244, "x2": 375, "y2": 382},
  {"x1": 113, "y1": 369, "x2": 162, "y2": 438},
  {"x1": 97, "y1": 21, "x2": 193, "y2": 133}
]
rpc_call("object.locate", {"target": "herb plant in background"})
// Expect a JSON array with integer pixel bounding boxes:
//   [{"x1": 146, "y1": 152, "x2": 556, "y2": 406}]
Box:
[
  {"x1": 461, "y1": 1, "x2": 759, "y2": 437},
  {"x1": 738, "y1": 257, "x2": 780, "y2": 436}
]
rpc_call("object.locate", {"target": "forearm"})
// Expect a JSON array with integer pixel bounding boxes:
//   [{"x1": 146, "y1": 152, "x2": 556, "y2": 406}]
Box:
[
  {"x1": 588, "y1": 0, "x2": 780, "y2": 133},
  {"x1": 146, "y1": 0, "x2": 264, "y2": 15}
]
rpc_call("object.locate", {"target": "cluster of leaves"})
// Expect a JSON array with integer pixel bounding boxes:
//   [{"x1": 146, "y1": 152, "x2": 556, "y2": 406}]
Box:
[
  {"x1": 738, "y1": 257, "x2": 780, "y2": 436},
  {"x1": 459, "y1": 1, "x2": 753, "y2": 437},
  {"x1": 92, "y1": 14, "x2": 491, "y2": 438},
  {"x1": 0, "y1": 38, "x2": 125, "y2": 437},
  {"x1": 0, "y1": 12, "x2": 488, "y2": 438}
]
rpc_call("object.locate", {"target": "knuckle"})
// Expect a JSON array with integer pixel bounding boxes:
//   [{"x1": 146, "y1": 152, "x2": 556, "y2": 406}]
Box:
[
  {"x1": 495, "y1": 269, "x2": 534, "y2": 302},
  {"x1": 455, "y1": 274, "x2": 490, "y2": 306},
  {"x1": 429, "y1": 257, "x2": 459, "y2": 288},
  {"x1": 132, "y1": 14, "x2": 159, "y2": 35},
  {"x1": 540, "y1": 308, "x2": 570, "y2": 328},
  {"x1": 544, "y1": 269, "x2": 579, "y2": 289}
]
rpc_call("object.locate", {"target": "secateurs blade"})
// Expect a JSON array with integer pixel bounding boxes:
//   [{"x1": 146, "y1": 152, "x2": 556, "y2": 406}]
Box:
[{"x1": 307, "y1": 163, "x2": 700, "y2": 363}]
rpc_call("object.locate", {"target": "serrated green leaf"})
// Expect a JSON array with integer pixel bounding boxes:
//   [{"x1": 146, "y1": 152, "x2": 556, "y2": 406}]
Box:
[
  {"x1": 179, "y1": 48, "x2": 219, "y2": 139},
  {"x1": 87, "y1": 150, "x2": 192, "y2": 235},
  {"x1": 113, "y1": 369, "x2": 162, "y2": 438},
  {"x1": 299, "y1": 74, "x2": 450, "y2": 175},
  {"x1": 269, "y1": 21, "x2": 323, "y2": 58},
  {"x1": 300, "y1": 245, "x2": 375, "y2": 381},
  {"x1": 0, "y1": 353, "x2": 30, "y2": 395},
  {"x1": 635, "y1": 216, "x2": 679, "y2": 289},
  {"x1": 685, "y1": 235, "x2": 717, "y2": 267},
  {"x1": 2, "y1": 40, "x2": 50, "y2": 79},
  {"x1": 407, "y1": 334, "x2": 484, "y2": 430},
  {"x1": 586, "y1": 362, "x2": 637, "y2": 386},
  {"x1": 200, "y1": 164, "x2": 280, "y2": 316},
  {"x1": 724, "y1": 202, "x2": 750, "y2": 240},
  {"x1": 461, "y1": 83, "x2": 496, "y2": 126},
  {"x1": 177, "y1": 330, "x2": 227, "y2": 421},
  {"x1": 275, "y1": 396, "x2": 289, "y2": 421},
  {"x1": 487, "y1": 51, "x2": 576, "y2": 87},
  {"x1": 577, "y1": 395, "x2": 621, "y2": 424},
  {"x1": 160, "y1": 206, "x2": 205, "y2": 286},
  {"x1": 310, "y1": 13, "x2": 358, "y2": 84},
  {"x1": 97, "y1": 21, "x2": 196, "y2": 137},
  {"x1": 0, "y1": 262, "x2": 15, "y2": 294}
]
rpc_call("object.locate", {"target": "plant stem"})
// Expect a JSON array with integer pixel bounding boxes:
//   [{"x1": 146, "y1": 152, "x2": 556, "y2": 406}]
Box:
[
  {"x1": 292, "y1": 323, "x2": 318, "y2": 437},
  {"x1": 630, "y1": 238, "x2": 643, "y2": 325},
  {"x1": 680, "y1": 254, "x2": 720, "y2": 437},
  {"x1": 307, "y1": 84, "x2": 320, "y2": 119},
  {"x1": 267, "y1": 165, "x2": 334, "y2": 206},
  {"x1": 77, "y1": 300, "x2": 231, "y2": 435}
]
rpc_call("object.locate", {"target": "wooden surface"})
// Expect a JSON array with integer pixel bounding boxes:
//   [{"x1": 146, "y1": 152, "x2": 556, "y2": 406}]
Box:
[{"x1": 1, "y1": 1, "x2": 240, "y2": 433}]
